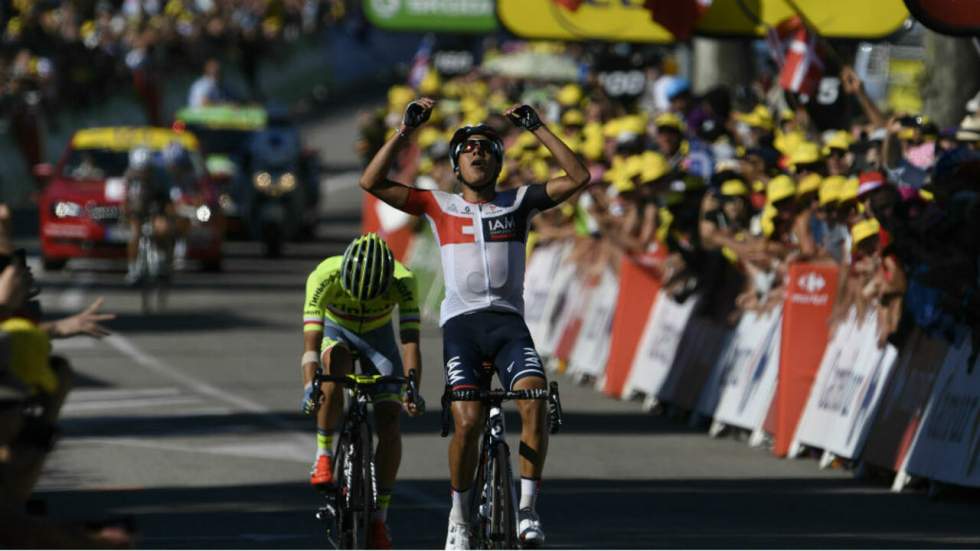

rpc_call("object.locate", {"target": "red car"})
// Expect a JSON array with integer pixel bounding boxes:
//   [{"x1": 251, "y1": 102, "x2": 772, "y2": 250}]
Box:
[{"x1": 37, "y1": 127, "x2": 225, "y2": 271}]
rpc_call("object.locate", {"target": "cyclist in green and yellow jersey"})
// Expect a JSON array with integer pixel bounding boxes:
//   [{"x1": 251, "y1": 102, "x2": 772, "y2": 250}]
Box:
[{"x1": 300, "y1": 233, "x2": 424, "y2": 549}]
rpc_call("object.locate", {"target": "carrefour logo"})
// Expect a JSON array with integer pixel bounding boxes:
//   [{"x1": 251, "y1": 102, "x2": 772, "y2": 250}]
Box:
[
  {"x1": 798, "y1": 272, "x2": 826, "y2": 294},
  {"x1": 371, "y1": 0, "x2": 400, "y2": 19}
]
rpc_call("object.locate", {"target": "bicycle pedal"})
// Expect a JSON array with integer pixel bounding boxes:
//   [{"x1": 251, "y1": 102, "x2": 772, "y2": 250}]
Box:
[{"x1": 315, "y1": 504, "x2": 337, "y2": 522}]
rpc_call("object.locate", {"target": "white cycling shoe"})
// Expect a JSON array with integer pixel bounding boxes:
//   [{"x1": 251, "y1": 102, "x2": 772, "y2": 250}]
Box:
[
  {"x1": 518, "y1": 508, "x2": 546, "y2": 547},
  {"x1": 445, "y1": 519, "x2": 473, "y2": 550}
]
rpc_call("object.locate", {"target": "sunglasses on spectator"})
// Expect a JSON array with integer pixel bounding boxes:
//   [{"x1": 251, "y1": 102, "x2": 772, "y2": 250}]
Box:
[
  {"x1": 828, "y1": 149, "x2": 847, "y2": 159},
  {"x1": 461, "y1": 139, "x2": 495, "y2": 155}
]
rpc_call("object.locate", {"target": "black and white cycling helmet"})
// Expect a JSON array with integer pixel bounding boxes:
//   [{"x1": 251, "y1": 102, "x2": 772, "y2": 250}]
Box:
[{"x1": 448, "y1": 124, "x2": 504, "y2": 175}]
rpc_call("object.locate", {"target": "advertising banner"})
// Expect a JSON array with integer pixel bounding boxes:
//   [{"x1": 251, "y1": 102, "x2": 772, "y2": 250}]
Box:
[
  {"x1": 534, "y1": 255, "x2": 581, "y2": 359},
  {"x1": 621, "y1": 291, "x2": 699, "y2": 401},
  {"x1": 863, "y1": 329, "x2": 949, "y2": 473},
  {"x1": 497, "y1": 0, "x2": 908, "y2": 43},
  {"x1": 772, "y1": 263, "x2": 839, "y2": 457},
  {"x1": 710, "y1": 308, "x2": 783, "y2": 432},
  {"x1": 548, "y1": 273, "x2": 594, "y2": 365},
  {"x1": 362, "y1": 194, "x2": 416, "y2": 262},
  {"x1": 792, "y1": 308, "x2": 900, "y2": 460},
  {"x1": 603, "y1": 253, "x2": 664, "y2": 398},
  {"x1": 568, "y1": 269, "x2": 620, "y2": 381},
  {"x1": 905, "y1": 334, "x2": 980, "y2": 487},
  {"x1": 364, "y1": 0, "x2": 497, "y2": 33},
  {"x1": 525, "y1": 243, "x2": 571, "y2": 347}
]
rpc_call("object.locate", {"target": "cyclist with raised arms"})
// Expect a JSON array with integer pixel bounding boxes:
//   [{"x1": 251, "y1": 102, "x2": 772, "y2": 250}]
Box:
[
  {"x1": 300, "y1": 233, "x2": 425, "y2": 550},
  {"x1": 359, "y1": 98, "x2": 590, "y2": 549}
]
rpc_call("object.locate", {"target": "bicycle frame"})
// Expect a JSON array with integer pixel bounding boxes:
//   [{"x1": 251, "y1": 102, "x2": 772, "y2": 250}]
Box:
[
  {"x1": 441, "y1": 383, "x2": 562, "y2": 549},
  {"x1": 312, "y1": 364, "x2": 417, "y2": 549}
]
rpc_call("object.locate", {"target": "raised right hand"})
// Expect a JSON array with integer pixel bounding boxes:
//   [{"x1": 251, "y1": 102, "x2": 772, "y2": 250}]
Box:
[{"x1": 403, "y1": 97, "x2": 435, "y2": 129}]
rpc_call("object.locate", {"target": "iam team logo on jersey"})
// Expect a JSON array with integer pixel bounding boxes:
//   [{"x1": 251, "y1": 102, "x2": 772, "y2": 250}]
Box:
[{"x1": 483, "y1": 214, "x2": 519, "y2": 241}]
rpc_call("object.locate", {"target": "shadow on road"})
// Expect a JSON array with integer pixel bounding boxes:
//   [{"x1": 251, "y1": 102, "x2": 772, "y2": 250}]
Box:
[
  {"x1": 35, "y1": 476, "x2": 980, "y2": 549},
  {"x1": 59, "y1": 409, "x2": 703, "y2": 440}
]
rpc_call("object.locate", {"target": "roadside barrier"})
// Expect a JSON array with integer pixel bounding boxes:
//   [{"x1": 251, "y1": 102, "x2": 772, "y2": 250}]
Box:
[{"x1": 518, "y1": 241, "x2": 980, "y2": 492}]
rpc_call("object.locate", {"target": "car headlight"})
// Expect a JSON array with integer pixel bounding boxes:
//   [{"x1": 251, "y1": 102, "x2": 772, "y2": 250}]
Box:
[
  {"x1": 278, "y1": 172, "x2": 296, "y2": 193},
  {"x1": 196, "y1": 205, "x2": 212, "y2": 223},
  {"x1": 53, "y1": 201, "x2": 83, "y2": 218},
  {"x1": 254, "y1": 172, "x2": 273, "y2": 192}
]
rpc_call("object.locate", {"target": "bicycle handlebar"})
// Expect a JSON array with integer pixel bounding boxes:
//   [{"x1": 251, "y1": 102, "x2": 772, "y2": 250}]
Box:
[
  {"x1": 311, "y1": 369, "x2": 420, "y2": 408},
  {"x1": 440, "y1": 382, "x2": 563, "y2": 437}
]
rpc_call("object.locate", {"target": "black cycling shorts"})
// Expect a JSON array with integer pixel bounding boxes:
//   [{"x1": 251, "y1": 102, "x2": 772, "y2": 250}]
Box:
[{"x1": 442, "y1": 310, "x2": 547, "y2": 391}]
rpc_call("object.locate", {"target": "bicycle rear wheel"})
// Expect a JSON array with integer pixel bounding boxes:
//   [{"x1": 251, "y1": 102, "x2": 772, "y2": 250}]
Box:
[{"x1": 489, "y1": 441, "x2": 517, "y2": 549}]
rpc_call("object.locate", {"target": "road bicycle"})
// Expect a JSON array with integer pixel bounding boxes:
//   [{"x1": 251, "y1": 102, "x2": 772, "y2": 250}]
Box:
[
  {"x1": 312, "y1": 365, "x2": 418, "y2": 549},
  {"x1": 441, "y1": 380, "x2": 563, "y2": 549},
  {"x1": 133, "y1": 219, "x2": 172, "y2": 314}
]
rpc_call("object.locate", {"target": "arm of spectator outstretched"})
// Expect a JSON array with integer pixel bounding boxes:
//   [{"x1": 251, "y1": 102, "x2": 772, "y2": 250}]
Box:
[{"x1": 841, "y1": 66, "x2": 884, "y2": 128}]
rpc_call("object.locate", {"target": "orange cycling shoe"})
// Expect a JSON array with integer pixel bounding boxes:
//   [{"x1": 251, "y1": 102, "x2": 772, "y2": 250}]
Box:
[
  {"x1": 309, "y1": 455, "x2": 334, "y2": 487},
  {"x1": 369, "y1": 519, "x2": 392, "y2": 550}
]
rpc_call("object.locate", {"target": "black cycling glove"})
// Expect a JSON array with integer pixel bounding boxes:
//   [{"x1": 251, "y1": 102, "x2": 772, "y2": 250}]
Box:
[
  {"x1": 403, "y1": 101, "x2": 431, "y2": 128},
  {"x1": 507, "y1": 105, "x2": 543, "y2": 131}
]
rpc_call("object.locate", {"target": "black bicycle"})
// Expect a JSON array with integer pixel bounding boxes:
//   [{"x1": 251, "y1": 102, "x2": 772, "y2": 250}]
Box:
[
  {"x1": 312, "y1": 367, "x2": 418, "y2": 549},
  {"x1": 441, "y1": 382, "x2": 562, "y2": 549}
]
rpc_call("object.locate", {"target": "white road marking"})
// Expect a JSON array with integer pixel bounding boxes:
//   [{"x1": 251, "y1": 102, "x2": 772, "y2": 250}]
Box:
[
  {"x1": 68, "y1": 436, "x2": 310, "y2": 463},
  {"x1": 51, "y1": 337, "x2": 96, "y2": 351},
  {"x1": 69, "y1": 386, "x2": 182, "y2": 401},
  {"x1": 62, "y1": 395, "x2": 201, "y2": 414}
]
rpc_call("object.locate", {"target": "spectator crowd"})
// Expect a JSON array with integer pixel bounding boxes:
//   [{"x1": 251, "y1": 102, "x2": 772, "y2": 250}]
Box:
[
  {"x1": 1, "y1": 0, "x2": 345, "y2": 171},
  {"x1": 362, "y1": 39, "x2": 980, "y2": 364}
]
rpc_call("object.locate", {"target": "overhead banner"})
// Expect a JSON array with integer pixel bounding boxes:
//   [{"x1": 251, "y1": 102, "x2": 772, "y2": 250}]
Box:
[
  {"x1": 903, "y1": 0, "x2": 980, "y2": 36},
  {"x1": 697, "y1": 0, "x2": 909, "y2": 39},
  {"x1": 364, "y1": 0, "x2": 498, "y2": 32},
  {"x1": 497, "y1": 0, "x2": 909, "y2": 42}
]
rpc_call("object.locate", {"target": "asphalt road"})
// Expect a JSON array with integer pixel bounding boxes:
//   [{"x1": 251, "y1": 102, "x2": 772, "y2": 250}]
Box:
[{"x1": 28, "y1": 107, "x2": 980, "y2": 549}]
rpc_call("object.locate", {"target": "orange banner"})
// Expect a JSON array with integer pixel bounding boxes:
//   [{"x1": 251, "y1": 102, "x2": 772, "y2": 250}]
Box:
[
  {"x1": 361, "y1": 194, "x2": 416, "y2": 262},
  {"x1": 603, "y1": 252, "x2": 664, "y2": 398},
  {"x1": 772, "y1": 263, "x2": 839, "y2": 457}
]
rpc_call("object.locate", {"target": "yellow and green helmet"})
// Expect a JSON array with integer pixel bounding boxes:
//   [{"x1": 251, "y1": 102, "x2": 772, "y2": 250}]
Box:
[{"x1": 340, "y1": 233, "x2": 395, "y2": 301}]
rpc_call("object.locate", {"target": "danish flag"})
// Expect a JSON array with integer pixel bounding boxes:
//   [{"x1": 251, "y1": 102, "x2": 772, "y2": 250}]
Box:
[{"x1": 776, "y1": 17, "x2": 825, "y2": 97}]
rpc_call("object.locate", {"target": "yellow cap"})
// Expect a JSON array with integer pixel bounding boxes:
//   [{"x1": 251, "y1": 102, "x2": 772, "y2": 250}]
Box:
[
  {"x1": 737, "y1": 105, "x2": 774, "y2": 131},
  {"x1": 557, "y1": 84, "x2": 583, "y2": 107},
  {"x1": 838, "y1": 176, "x2": 860, "y2": 203},
  {"x1": 2, "y1": 317, "x2": 55, "y2": 394},
  {"x1": 620, "y1": 115, "x2": 647, "y2": 136},
  {"x1": 418, "y1": 157, "x2": 434, "y2": 175},
  {"x1": 624, "y1": 155, "x2": 645, "y2": 181},
  {"x1": 767, "y1": 175, "x2": 797, "y2": 204},
  {"x1": 561, "y1": 109, "x2": 585, "y2": 126},
  {"x1": 761, "y1": 204, "x2": 777, "y2": 237},
  {"x1": 441, "y1": 81, "x2": 463, "y2": 99},
  {"x1": 752, "y1": 179, "x2": 766, "y2": 193},
  {"x1": 387, "y1": 85, "x2": 415, "y2": 111},
  {"x1": 720, "y1": 179, "x2": 749, "y2": 197},
  {"x1": 531, "y1": 159, "x2": 550, "y2": 182},
  {"x1": 416, "y1": 127, "x2": 442, "y2": 150},
  {"x1": 789, "y1": 142, "x2": 822, "y2": 167},
  {"x1": 819, "y1": 176, "x2": 845, "y2": 206},
  {"x1": 419, "y1": 70, "x2": 441, "y2": 96},
  {"x1": 780, "y1": 108, "x2": 795, "y2": 122},
  {"x1": 640, "y1": 151, "x2": 668, "y2": 183},
  {"x1": 582, "y1": 136, "x2": 604, "y2": 161},
  {"x1": 898, "y1": 127, "x2": 916, "y2": 140},
  {"x1": 822, "y1": 130, "x2": 852, "y2": 154},
  {"x1": 654, "y1": 112, "x2": 685, "y2": 132},
  {"x1": 797, "y1": 173, "x2": 822, "y2": 196},
  {"x1": 919, "y1": 189, "x2": 935, "y2": 202},
  {"x1": 851, "y1": 218, "x2": 881, "y2": 247},
  {"x1": 774, "y1": 129, "x2": 806, "y2": 156}
]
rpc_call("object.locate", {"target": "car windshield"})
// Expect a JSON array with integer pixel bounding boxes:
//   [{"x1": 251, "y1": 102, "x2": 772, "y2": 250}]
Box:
[
  {"x1": 61, "y1": 148, "x2": 207, "y2": 182},
  {"x1": 186, "y1": 126, "x2": 255, "y2": 156},
  {"x1": 61, "y1": 148, "x2": 131, "y2": 180}
]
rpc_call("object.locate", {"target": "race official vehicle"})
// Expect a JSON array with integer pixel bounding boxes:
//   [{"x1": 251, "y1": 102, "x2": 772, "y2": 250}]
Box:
[{"x1": 37, "y1": 127, "x2": 224, "y2": 271}]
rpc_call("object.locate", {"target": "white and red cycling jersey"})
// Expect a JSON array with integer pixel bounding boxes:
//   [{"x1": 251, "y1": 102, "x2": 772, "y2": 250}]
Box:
[{"x1": 402, "y1": 185, "x2": 557, "y2": 326}]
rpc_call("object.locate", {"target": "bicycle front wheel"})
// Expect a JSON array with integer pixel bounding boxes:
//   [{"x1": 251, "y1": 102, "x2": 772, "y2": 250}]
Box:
[
  {"x1": 352, "y1": 421, "x2": 375, "y2": 549},
  {"x1": 489, "y1": 441, "x2": 517, "y2": 549}
]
